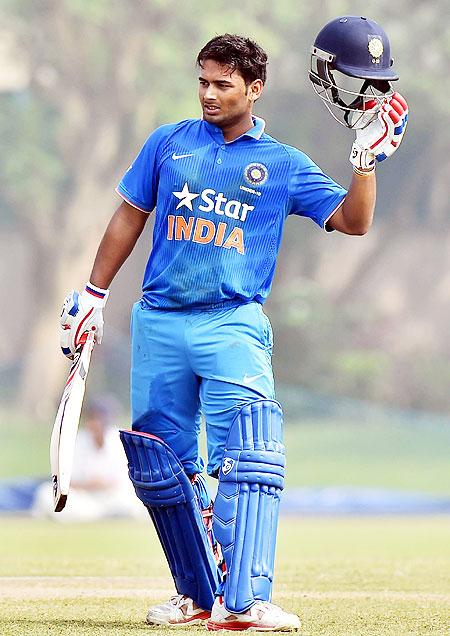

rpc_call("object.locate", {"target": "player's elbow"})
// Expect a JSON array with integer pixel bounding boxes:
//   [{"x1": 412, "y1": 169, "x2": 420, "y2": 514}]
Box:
[
  {"x1": 345, "y1": 208, "x2": 374, "y2": 235},
  {"x1": 348, "y1": 223, "x2": 371, "y2": 236},
  {"x1": 335, "y1": 200, "x2": 374, "y2": 235},
  {"x1": 340, "y1": 218, "x2": 372, "y2": 235}
]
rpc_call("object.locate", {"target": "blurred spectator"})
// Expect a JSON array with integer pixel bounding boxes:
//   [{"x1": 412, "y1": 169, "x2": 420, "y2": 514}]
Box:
[{"x1": 32, "y1": 396, "x2": 146, "y2": 521}]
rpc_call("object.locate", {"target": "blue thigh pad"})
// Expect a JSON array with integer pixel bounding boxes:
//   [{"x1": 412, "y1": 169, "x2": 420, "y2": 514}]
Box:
[
  {"x1": 120, "y1": 429, "x2": 221, "y2": 610},
  {"x1": 213, "y1": 399, "x2": 285, "y2": 613}
]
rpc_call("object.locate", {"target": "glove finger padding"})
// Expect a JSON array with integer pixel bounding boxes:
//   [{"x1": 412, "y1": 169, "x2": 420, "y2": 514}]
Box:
[
  {"x1": 59, "y1": 283, "x2": 109, "y2": 359},
  {"x1": 350, "y1": 92, "x2": 408, "y2": 170},
  {"x1": 375, "y1": 92, "x2": 408, "y2": 162}
]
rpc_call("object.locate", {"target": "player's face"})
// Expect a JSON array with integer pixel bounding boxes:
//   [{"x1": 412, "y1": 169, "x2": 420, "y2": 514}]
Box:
[{"x1": 198, "y1": 59, "x2": 261, "y2": 132}]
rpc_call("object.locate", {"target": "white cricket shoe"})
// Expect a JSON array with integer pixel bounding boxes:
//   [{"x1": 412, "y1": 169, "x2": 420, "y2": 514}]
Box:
[
  {"x1": 146, "y1": 593, "x2": 211, "y2": 626},
  {"x1": 207, "y1": 596, "x2": 301, "y2": 631}
]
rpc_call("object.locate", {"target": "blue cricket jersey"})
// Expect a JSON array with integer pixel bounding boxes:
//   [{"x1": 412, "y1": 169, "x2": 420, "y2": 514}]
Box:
[{"x1": 117, "y1": 117, "x2": 347, "y2": 309}]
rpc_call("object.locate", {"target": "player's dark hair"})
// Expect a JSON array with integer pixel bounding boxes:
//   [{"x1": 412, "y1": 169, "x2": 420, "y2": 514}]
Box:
[{"x1": 197, "y1": 34, "x2": 268, "y2": 86}]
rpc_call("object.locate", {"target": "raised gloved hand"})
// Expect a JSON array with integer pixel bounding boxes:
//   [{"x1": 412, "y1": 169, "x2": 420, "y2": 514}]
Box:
[
  {"x1": 60, "y1": 282, "x2": 109, "y2": 359},
  {"x1": 350, "y1": 92, "x2": 408, "y2": 173}
]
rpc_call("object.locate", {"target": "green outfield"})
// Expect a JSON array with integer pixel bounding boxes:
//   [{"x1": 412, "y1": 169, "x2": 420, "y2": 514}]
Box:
[
  {"x1": 3, "y1": 413, "x2": 450, "y2": 494},
  {"x1": 0, "y1": 516, "x2": 449, "y2": 635}
]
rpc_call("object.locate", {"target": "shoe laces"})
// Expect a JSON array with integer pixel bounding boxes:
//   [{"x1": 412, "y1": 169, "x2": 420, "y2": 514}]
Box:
[
  {"x1": 254, "y1": 601, "x2": 283, "y2": 615},
  {"x1": 170, "y1": 594, "x2": 188, "y2": 606}
]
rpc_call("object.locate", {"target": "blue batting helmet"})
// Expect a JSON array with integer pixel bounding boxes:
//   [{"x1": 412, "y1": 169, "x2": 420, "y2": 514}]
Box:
[{"x1": 310, "y1": 16, "x2": 399, "y2": 128}]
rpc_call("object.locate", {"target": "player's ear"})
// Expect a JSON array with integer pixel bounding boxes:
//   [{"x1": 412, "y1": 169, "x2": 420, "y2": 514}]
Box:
[{"x1": 249, "y1": 79, "x2": 263, "y2": 102}]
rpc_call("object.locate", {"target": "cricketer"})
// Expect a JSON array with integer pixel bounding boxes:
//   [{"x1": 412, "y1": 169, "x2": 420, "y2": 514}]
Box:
[{"x1": 60, "y1": 19, "x2": 408, "y2": 631}]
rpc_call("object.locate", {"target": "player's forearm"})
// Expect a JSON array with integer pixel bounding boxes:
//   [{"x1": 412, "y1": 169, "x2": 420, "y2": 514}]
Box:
[
  {"x1": 336, "y1": 171, "x2": 376, "y2": 235},
  {"x1": 90, "y1": 201, "x2": 148, "y2": 289}
]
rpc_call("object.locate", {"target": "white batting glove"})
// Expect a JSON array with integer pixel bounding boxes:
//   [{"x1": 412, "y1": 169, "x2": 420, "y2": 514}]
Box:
[
  {"x1": 350, "y1": 92, "x2": 408, "y2": 172},
  {"x1": 60, "y1": 282, "x2": 110, "y2": 359}
]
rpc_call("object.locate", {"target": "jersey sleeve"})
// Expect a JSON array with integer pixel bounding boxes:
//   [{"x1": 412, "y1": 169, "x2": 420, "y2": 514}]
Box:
[
  {"x1": 116, "y1": 124, "x2": 175, "y2": 212},
  {"x1": 286, "y1": 146, "x2": 347, "y2": 230}
]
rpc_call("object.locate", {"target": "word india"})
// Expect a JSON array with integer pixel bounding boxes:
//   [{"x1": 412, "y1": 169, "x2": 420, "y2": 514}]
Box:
[{"x1": 167, "y1": 186, "x2": 256, "y2": 255}]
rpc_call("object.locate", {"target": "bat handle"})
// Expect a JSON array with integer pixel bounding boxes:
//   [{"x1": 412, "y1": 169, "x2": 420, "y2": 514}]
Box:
[
  {"x1": 79, "y1": 332, "x2": 88, "y2": 346},
  {"x1": 78, "y1": 329, "x2": 96, "y2": 348}
]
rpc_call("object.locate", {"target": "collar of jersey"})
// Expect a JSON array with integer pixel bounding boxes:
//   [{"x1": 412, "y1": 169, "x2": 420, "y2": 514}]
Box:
[{"x1": 202, "y1": 116, "x2": 266, "y2": 144}]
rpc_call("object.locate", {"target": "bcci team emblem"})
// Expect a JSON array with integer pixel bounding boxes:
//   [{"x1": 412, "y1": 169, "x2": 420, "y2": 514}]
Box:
[
  {"x1": 368, "y1": 36, "x2": 384, "y2": 64},
  {"x1": 222, "y1": 457, "x2": 235, "y2": 476},
  {"x1": 244, "y1": 163, "x2": 268, "y2": 187}
]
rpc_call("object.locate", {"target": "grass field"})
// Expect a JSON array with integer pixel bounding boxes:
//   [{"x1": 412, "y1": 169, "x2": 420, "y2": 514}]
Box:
[{"x1": 0, "y1": 516, "x2": 449, "y2": 635}]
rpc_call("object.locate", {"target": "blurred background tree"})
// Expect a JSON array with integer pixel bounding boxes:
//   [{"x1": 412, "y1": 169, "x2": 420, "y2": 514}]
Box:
[{"x1": 1, "y1": 0, "x2": 450, "y2": 417}]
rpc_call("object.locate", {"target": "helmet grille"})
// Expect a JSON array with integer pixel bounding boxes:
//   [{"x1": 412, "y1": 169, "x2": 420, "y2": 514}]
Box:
[{"x1": 310, "y1": 54, "x2": 393, "y2": 129}]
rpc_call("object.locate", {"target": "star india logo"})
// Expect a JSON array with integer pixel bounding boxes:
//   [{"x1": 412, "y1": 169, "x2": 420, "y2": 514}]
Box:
[
  {"x1": 244, "y1": 163, "x2": 268, "y2": 187},
  {"x1": 172, "y1": 182, "x2": 199, "y2": 211},
  {"x1": 222, "y1": 457, "x2": 235, "y2": 476},
  {"x1": 368, "y1": 36, "x2": 384, "y2": 64}
]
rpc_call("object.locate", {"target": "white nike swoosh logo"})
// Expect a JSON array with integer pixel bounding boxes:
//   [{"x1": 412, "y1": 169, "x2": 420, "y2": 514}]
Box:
[
  {"x1": 243, "y1": 372, "x2": 265, "y2": 385},
  {"x1": 172, "y1": 153, "x2": 194, "y2": 160}
]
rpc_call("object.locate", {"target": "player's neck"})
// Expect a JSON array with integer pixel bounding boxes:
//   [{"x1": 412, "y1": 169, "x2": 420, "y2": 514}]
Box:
[{"x1": 221, "y1": 113, "x2": 254, "y2": 142}]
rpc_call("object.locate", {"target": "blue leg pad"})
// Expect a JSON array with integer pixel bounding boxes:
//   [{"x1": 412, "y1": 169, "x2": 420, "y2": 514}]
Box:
[
  {"x1": 213, "y1": 399, "x2": 285, "y2": 613},
  {"x1": 120, "y1": 429, "x2": 221, "y2": 611}
]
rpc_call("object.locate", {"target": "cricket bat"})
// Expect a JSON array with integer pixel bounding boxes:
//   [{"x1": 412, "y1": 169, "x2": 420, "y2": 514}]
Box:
[{"x1": 50, "y1": 331, "x2": 95, "y2": 512}]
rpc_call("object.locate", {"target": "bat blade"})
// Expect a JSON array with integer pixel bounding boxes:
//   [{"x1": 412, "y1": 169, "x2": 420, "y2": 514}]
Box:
[{"x1": 50, "y1": 332, "x2": 95, "y2": 512}]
